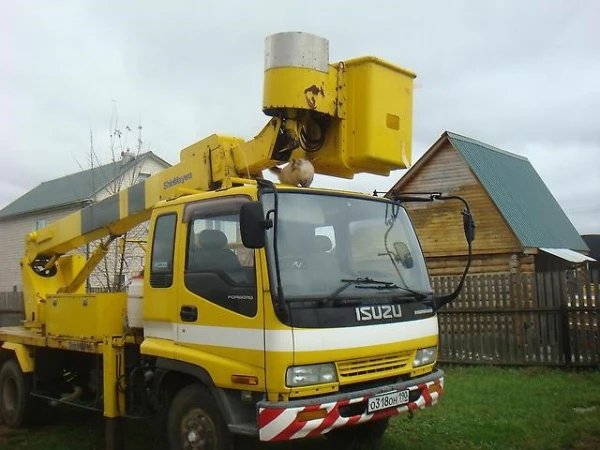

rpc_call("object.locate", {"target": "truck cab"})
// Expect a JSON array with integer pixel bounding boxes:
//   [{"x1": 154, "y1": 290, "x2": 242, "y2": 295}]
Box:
[{"x1": 140, "y1": 184, "x2": 442, "y2": 446}]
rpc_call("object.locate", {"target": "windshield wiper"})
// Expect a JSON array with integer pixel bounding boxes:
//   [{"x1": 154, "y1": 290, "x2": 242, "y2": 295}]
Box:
[
  {"x1": 326, "y1": 277, "x2": 429, "y2": 302},
  {"x1": 355, "y1": 284, "x2": 430, "y2": 302},
  {"x1": 342, "y1": 277, "x2": 396, "y2": 285},
  {"x1": 281, "y1": 278, "x2": 428, "y2": 307},
  {"x1": 326, "y1": 277, "x2": 398, "y2": 300}
]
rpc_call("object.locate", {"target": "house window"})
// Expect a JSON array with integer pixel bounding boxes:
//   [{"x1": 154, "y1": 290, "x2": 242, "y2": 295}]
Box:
[
  {"x1": 34, "y1": 219, "x2": 46, "y2": 230},
  {"x1": 138, "y1": 173, "x2": 151, "y2": 183}
]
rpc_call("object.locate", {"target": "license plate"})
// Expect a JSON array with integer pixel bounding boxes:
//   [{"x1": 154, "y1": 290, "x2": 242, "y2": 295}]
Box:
[{"x1": 367, "y1": 389, "x2": 409, "y2": 413}]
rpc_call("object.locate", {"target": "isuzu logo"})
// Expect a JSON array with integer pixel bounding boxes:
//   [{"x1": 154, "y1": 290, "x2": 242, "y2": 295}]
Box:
[{"x1": 355, "y1": 305, "x2": 402, "y2": 322}]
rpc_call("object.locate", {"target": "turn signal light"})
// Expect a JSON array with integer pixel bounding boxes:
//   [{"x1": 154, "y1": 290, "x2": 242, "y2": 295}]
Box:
[{"x1": 231, "y1": 375, "x2": 259, "y2": 385}]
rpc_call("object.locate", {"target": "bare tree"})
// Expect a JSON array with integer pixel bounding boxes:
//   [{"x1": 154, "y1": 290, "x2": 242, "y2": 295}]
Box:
[{"x1": 78, "y1": 105, "x2": 151, "y2": 292}]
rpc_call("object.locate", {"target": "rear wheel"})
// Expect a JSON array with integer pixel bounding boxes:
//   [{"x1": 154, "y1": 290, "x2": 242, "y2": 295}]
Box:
[
  {"x1": 325, "y1": 418, "x2": 390, "y2": 449},
  {"x1": 167, "y1": 383, "x2": 233, "y2": 450},
  {"x1": 0, "y1": 359, "x2": 34, "y2": 428}
]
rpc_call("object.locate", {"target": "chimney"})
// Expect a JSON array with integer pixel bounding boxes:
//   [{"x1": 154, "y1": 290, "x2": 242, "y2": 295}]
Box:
[{"x1": 120, "y1": 150, "x2": 135, "y2": 165}]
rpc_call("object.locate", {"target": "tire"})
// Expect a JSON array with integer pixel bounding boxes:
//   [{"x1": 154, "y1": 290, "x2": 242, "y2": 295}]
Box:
[
  {"x1": 325, "y1": 418, "x2": 390, "y2": 449},
  {"x1": 167, "y1": 383, "x2": 233, "y2": 450},
  {"x1": 0, "y1": 359, "x2": 34, "y2": 428}
]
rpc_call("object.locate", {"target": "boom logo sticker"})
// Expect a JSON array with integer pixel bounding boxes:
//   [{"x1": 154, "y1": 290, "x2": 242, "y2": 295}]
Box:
[{"x1": 164, "y1": 172, "x2": 193, "y2": 189}]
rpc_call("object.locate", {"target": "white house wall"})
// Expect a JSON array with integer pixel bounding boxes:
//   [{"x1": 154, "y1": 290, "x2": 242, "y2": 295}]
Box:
[
  {"x1": 1, "y1": 154, "x2": 170, "y2": 292},
  {"x1": 96, "y1": 156, "x2": 168, "y2": 201},
  {"x1": 89, "y1": 156, "x2": 168, "y2": 288},
  {"x1": 86, "y1": 221, "x2": 149, "y2": 290},
  {"x1": 0, "y1": 205, "x2": 82, "y2": 291},
  {"x1": 139, "y1": 157, "x2": 169, "y2": 177}
]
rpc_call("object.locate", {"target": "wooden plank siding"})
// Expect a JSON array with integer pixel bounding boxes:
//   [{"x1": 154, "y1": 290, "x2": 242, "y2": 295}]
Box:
[
  {"x1": 395, "y1": 143, "x2": 524, "y2": 275},
  {"x1": 426, "y1": 253, "x2": 535, "y2": 276}
]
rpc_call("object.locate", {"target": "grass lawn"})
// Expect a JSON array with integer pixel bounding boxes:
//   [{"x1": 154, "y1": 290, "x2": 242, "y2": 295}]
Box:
[{"x1": 1, "y1": 365, "x2": 599, "y2": 449}]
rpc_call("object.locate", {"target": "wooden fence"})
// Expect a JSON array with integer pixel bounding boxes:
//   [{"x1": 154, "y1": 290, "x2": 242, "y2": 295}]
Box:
[
  {"x1": 1, "y1": 269, "x2": 598, "y2": 367},
  {"x1": 433, "y1": 268, "x2": 600, "y2": 367},
  {"x1": 0, "y1": 291, "x2": 25, "y2": 327}
]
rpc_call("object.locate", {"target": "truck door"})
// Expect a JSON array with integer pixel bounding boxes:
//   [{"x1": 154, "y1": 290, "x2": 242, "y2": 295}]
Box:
[
  {"x1": 175, "y1": 195, "x2": 265, "y2": 389},
  {"x1": 143, "y1": 210, "x2": 180, "y2": 351}
]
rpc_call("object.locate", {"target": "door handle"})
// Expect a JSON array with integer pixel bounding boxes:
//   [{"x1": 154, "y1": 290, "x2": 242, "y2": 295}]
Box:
[{"x1": 180, "y1": 305, "x2": 198, "y2": 322}]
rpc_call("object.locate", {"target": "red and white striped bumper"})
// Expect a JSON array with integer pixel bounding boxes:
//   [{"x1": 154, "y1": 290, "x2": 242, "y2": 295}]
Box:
[{"x1": 258, "y1": 372, "x2": 444, "y2": 442}]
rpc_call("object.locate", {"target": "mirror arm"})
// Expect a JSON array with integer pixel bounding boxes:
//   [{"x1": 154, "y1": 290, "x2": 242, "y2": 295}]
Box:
[
  {"x1": 429, "y1": 194, "x2": 474, "y2": 310},
  {"x1": 433, "y1": 236, "x2": 472, "y2": 310},
  {"x1": 392, "y1": 192, "x2": 475, "y2": 310},
  {"x1": 262, "y1": 210, "x2": 274, "y2": 230}
]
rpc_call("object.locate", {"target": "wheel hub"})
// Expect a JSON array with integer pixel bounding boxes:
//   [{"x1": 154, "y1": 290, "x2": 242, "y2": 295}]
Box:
[
  {"x1": 181, "y1": 407, "x2": 216, "y2": 450},
  {"x1": 187, "y1": 430, "x2": 199, "y2": 443}
]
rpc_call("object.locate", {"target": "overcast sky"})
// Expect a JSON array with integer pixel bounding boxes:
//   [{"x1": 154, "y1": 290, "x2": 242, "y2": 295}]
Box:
[{"x1": 1, "y1": 1, "x2": 598, "y2": 234}]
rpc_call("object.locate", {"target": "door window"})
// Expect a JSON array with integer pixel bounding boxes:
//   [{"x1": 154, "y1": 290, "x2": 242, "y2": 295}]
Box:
[
  {"x1": 184, "y1": 197, "x2": 257, "y2": 317},
  {"x1": 150, "y1": 213, "x2": 177, "y2": 288}
]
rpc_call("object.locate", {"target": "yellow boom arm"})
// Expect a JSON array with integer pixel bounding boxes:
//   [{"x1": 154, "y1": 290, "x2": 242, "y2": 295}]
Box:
[{"x1": 21, "y1": 32, "x2": 417, "y2": 326}]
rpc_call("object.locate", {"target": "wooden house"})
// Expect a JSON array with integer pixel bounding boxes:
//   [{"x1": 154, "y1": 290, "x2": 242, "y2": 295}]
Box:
[{"x1": 386, "y1": 131, "x2": 593, "y2": 277}]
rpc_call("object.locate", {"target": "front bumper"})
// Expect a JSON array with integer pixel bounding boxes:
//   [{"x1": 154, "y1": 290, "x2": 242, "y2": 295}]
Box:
[{"x1": 258, "y1": 368, "x2": 444, "y2": 441}]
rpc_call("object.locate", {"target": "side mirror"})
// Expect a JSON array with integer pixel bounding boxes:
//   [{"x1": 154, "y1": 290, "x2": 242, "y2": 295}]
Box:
[
  {"x1": 240, "y1": 202, "x2": 272, "y2": 249},
  {"x1": 393, "y1": 242, "x2": 414, "y2": 268}
]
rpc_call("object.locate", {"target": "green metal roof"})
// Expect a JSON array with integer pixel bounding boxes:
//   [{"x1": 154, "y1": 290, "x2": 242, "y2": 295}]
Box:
[
  {"x1": 0, "y1": 152, "x2": 158, "y2": 219},
  {"x1": 446, "y1": 131, "x2": 589, "y2": 252}
]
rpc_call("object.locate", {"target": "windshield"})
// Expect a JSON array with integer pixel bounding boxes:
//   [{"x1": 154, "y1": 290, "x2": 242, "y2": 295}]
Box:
[{"x1": 262, "y1": 192, "x2": 431, "y2": 301}]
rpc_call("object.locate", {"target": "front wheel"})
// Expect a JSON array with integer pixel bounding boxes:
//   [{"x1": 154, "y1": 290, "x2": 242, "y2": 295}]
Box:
[
  {"x1": 325, "y1": 418, "x2": 390, "y2": 449},
  {"x1": 167, "y1": 383, "x2": 233, "y2": 450},
  {"x1": 0, "y1": 359, "x2": 35, "y2": 428}
]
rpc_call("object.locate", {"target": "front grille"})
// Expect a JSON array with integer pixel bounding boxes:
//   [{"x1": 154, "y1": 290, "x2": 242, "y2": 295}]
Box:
[{"x1": 337, "y1": 351, "x2": 412, "y2": 383}]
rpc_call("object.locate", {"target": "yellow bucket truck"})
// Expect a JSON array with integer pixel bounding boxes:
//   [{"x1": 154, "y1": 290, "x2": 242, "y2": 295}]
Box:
[{"x1": 0, "y1": 32, "x2": 474, "y2": 449}]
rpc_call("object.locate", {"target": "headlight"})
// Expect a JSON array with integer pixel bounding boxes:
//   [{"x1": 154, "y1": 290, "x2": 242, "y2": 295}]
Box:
[
  {"x1": 413, "y1": 346, "x2": 437, "y2": 367},
  {"x1": 285, "y1": 363, "x2": 337, "y2": 387}
]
